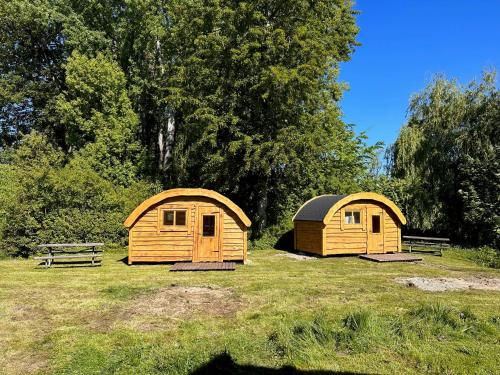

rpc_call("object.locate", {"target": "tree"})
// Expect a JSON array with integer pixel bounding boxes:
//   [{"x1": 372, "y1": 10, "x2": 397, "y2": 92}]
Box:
[
  {"x1": 387, "y1": 72, "x2": 499, "y2": 247},
  {"x1": 54, "y1": 51, "x2": 143, "y2": 186},
  {"x1": 0, "y1": 0, "x2": 109, "y2": 146},
  {"x1": 163, "y1": 0, "x2": 362, "y2": 234}
]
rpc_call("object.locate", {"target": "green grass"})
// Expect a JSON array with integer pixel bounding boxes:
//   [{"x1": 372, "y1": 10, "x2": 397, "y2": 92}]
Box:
[{"x1": 0, "y1": 248, "x2": 499, "y2": 374}]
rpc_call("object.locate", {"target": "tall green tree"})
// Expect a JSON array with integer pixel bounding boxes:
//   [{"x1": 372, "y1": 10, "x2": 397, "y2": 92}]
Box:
[
  {"x1": 0, "y1": 0, "x2": 109, "y2": 146},
  {"x1": 163, "y1": 0, "x2": 362, "y2": 233},
  {"x1": 54, "y1": 51, "x2": 143, "y2": 186},
  {"x1": 388, "y1": 72, "x2": 499, "y2": 247}
]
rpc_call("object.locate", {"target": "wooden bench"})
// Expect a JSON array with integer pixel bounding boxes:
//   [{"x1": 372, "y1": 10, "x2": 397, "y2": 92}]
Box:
[
  {"x1": 402, "y1": 236, "x2": 450, "y2": 256},
  {"x1": 33, "y1": 243, "x2": 104, "y2": 268}
]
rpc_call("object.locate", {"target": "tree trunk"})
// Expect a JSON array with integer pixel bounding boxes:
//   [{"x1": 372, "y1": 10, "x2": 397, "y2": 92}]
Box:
[
  {"x1": 256, "y1": 186, "x2": 268, "y2": 235},
  {"x1": 158, "y1": 110, "x2": 176, "y2": 176}
]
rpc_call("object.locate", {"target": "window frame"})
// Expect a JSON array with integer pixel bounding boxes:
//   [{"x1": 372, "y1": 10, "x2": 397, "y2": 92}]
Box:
[
  {"x1": 202, "y1": 214, "x2": 216, "y2": 237},
  {"x1": 158, "y1": 208, "x2": 189, "y2": 232},
  {"x1": 341, "y1": 209, "x2": 364, "y2": 230},
  {"x1": 371, "y1": 214, "x2": 381, "y2": 234}
]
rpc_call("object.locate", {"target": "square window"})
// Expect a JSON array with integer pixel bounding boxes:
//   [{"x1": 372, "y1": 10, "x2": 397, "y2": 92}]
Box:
[
  {"x1": 344, "y1": 211, "x2": 361, "y2": 225},
  {"x1": 175, "y1": 211, "x2": 186, "y2": 226},
  {"x1": 163, "y1": 210, "x2": 174, "y2": 226}
]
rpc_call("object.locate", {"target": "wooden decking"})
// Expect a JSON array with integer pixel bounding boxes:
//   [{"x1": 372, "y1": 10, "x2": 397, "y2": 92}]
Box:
[
  {"x1": 170, "y1": 262, "x2": 236, "y2": 271},
  {"x1": 359, "y1": 253, "x2": 422, "y2": 262}
]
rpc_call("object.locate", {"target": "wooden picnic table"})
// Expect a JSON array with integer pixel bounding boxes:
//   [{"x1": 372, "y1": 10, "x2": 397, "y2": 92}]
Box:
[
  {"x1": 33, "y1": 243, "x2": 104, "y2": 268},
  {"x1": 402, "y1": 236, "x2": 450, "y2": 256}
]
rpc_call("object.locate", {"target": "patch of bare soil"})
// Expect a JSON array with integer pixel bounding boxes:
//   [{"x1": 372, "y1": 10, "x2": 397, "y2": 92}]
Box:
[
  {"x1": 87, "y1": 286, "x2": 243, "y2": 332},
  {"x1": 127, "y1": 285, "x2": 241, "y2": 317},
  {"x1": 103, "y1": 285, "x2": 243, "y2": 331},
  {"x1": 275, "y1": 252, "x2": 317, "y2": 261},
  {"x1": 3, "y1": 351, "x2": 50, "y2": 375},
  {"x1": 3, "y1": 302, "x2": 53, "y2": 374},
  {"x1": 396, "y1": 276, "x2": 500, "y2": 292}
]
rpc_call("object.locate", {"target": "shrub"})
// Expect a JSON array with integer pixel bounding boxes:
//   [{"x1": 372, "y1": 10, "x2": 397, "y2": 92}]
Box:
[
  {"x1": 249, "y1": 223, "x2": 294, "y2": 250},
  {"x1": 0, "y1": 133, "x2": 157, "y2": 257},
  {"x1": 446, "y1": 246, "x2": 500, "y2": 269}
]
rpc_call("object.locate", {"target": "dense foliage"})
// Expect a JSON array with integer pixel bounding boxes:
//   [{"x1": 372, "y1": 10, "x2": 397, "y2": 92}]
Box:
[
  {"x1": 2, "y1": 1, "x2": 495, "y2": 255},
  {"x1": 0, "y1": 132, "x2": 156, "y2": 256},
  {"x1": 0, "y1": 0, "x2": 386, "y2": 255},
  {"x1": 387, "y1": 73, "x2": 499, "y2": 247}
]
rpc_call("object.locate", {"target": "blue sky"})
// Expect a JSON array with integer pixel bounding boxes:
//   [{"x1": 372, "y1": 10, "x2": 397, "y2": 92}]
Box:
[{"x1": 339, "y1": 0, "x2": 500, "y2": 148}]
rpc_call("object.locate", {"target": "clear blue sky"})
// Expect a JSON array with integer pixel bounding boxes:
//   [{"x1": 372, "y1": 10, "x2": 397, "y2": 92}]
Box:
[{"x1": 339, "y1": 0, "x2": 500, "y2": 148}]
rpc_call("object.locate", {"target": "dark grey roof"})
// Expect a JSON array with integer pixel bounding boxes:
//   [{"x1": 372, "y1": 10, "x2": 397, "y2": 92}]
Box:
[{"x1": 294, "y1": 195, "x2": 348, "y2": 222}]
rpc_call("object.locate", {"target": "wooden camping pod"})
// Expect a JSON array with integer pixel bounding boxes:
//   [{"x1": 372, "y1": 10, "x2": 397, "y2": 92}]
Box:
[
  {"x1": 124, "y1": 188, "x2": 251, "y2": 264},
  {"x1": 293, "y1": 192, "x2": 406, "y2": 256}
]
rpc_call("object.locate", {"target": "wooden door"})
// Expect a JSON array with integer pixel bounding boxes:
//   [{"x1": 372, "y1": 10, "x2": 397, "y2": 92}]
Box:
[
  {"x1": 195, "y1": 207, "x2": 221, "y2": 262},
  {"x1": 367, "y1": 208, "x2": 384, "y2": 253}
]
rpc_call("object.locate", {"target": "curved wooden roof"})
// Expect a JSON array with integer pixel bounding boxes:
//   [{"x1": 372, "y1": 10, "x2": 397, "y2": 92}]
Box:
[
  {"x1": 124, "y1": 188, "x2": 251, "y2": 228},
  {"x1": 293, "y1": 192, "x2": 406, "y2": 225}
]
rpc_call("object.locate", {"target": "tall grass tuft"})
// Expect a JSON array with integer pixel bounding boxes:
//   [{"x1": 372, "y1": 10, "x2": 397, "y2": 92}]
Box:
[
  {"x1": 267, "y1": 314, "x2": 335, "y2": 360},
  {"x1": 342, "y1": 310, "x2": 373, "y2": 332},
  {"x1": 409, "y1": 302, "x2": 459, "y2": 329}
]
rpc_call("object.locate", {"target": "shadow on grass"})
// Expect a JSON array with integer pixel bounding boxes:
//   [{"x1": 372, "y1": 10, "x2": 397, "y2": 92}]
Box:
[
  {"x1": 35, "y1": 260, "x2": 102, "y2": 268},
  {"x1": 273, "y1": 230, "x2": 355, "y2": 259},
  {"x1": 191, "y1": 352, "x2": 366, "y2": 375},
  {"x1": 118, "y1": 256, "x2": 177, "y2": 265},
  {"x1": 274, "y1": 229, "x2": 294, "y2": 251}
]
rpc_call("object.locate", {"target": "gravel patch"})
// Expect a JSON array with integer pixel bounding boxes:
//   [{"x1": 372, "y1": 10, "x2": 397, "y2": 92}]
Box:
[
  {"x1": 396, "y1": 276, "x2": 500, "y2": 292},
  {"x1": 275, "y1": 252, "x2": 317, "y2": 261}
]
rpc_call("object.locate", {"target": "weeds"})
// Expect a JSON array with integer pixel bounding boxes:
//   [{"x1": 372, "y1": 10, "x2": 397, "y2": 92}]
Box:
[
  {"x1": 446, "y1": 246, "x2": 500, "y2": 269},
  {"x1": 409, "y1": 302, "x2": 459, "y2": 329},
  {"x1": 341, "y1": 310, "x2": 372, "y2": 332},
  {"x1": 268, "y1": 303, "x2": 498, "y2": 365}
]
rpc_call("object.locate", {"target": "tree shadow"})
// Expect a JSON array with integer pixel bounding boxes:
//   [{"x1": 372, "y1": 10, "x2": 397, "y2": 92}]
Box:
[
  {"x1": 191, "y1": 352, "x2": 367, "y2": 375},
  {"x1": 274, "y1": 229, "x2": 294, "y2": 251}
]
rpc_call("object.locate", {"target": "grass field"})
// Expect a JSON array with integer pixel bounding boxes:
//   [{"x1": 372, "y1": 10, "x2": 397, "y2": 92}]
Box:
[{"x1": 0, "y1": 248, "x2": 499, "y2": 374}]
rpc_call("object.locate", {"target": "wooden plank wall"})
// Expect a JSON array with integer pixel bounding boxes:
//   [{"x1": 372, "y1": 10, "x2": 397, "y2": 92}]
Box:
[
  {"x1": 129, "y1": 196, "x2": 246, "y2": 263},
  {"x1": 384, "y1": 210, "x2": 401, "y2": 252},
  {"x1": 129, "y1": 200, "x2": 195, "y2": 263},
  {"x1": 295, "y1": 221, "x2": 324, "y2": 255},
  {"x1": 325, "y1": 202, "x2": 367, "y2": 254},
  {"x1": 223, "y1": 211, "x2": 246, "y2": 260},
  {"x1": 325, "y1": 200, "x2": 400, "y2": 255}
]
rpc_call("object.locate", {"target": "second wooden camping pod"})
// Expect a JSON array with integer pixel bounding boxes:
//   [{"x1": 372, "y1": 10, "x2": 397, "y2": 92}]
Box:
[{"x1": 293, "y1": 192, "x2": 406, "y2": 255}]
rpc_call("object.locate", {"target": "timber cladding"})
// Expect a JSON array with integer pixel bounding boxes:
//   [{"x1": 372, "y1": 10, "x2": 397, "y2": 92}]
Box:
[
  {"x1": 124, "y1": 189, "x2": 251, "y2": 264},
  {"x1": 293, "y1": 192, "x2": 406, "y2": 256}
]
